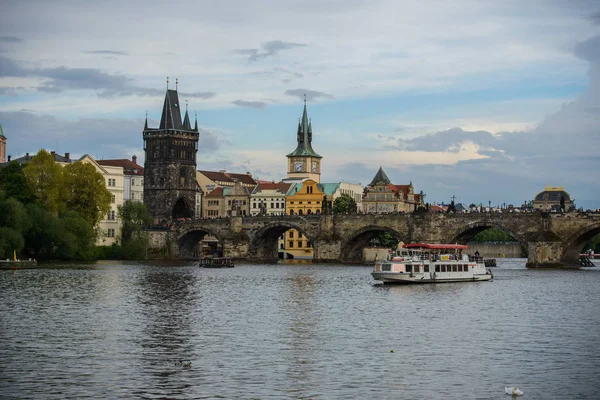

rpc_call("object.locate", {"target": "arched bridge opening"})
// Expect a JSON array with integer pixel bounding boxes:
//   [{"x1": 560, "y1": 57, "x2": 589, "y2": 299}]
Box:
[
  {"x1": 249, "y1": 222, "x2": 313, "y2": 262},
  {"x1": 178, "y1": 228, "x2": 223, "y2": 260},
  {"x1": 448, "y1": 222, "x2": 527, "y2": 258},
  {"x1": 563, "y1": 223, "x2": 600, "y2": 264},
  {"x1": 341, "y1": 226, "x2": 407, "y2": 263}
]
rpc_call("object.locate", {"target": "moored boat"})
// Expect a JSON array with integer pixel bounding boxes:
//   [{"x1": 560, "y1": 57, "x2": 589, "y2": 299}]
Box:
[
  {"x1": 372, "y1": 243, "x2": 493, "y2": 284},
  {"x1": 199, "y1": 257, "x2": 234, "y2": 268}
]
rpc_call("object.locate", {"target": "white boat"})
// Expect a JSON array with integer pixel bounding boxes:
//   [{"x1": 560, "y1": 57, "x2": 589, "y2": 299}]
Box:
[{"x1": 372, "y1": 243, "x2": 493, "y2": 284}]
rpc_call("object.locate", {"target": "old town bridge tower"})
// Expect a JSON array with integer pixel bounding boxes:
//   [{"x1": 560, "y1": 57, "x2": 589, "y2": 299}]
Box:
[{"x1": 143, "y1": 81, "x2": 199, "y2": 223}]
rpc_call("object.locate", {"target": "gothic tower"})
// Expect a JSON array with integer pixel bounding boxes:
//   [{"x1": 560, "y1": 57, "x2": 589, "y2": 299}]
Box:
[
  {"x1": 143, "y1": 81, "x2": 199, "y2": 223},
  {"x1": 286, "y1": 100, "x2": 322, "y2": 183}
]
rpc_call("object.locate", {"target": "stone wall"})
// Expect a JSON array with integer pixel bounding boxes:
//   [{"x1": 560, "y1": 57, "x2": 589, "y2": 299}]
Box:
[{"x1": 466, "y1": 242, "x2": 525, "y2": 258}]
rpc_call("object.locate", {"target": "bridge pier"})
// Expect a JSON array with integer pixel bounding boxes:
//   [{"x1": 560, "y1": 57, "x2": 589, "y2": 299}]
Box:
[
  {"x1": 526, "y1": 240, "x2": 573, "y2": 268},
  {"x1": 313, "y1": 238, "x2": 342, "y2": 262}
]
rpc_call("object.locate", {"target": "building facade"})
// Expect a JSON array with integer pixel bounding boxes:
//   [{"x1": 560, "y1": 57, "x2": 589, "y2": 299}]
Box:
[
  {"x1": 250, "y1": 182, "x2": 292, "y2": 216},
  {"x1": 79, "y1": 155, "x2": 125, "y2": 246},
  {"x1": 97, "y1": 155, "x2": 144, "y2": 203},
  {"x1": 532, "y1": 186, "x2": 574, "y2": 211},
  {"x1": 362, "y1": 167, "x2": 424, "y2": 213},
  {"x1": 143, "y1": 85, "x2": 200, "y2": 224}
]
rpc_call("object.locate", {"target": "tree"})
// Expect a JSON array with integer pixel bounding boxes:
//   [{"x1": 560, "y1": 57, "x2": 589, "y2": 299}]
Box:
[
  {"x1": 62, "y1": 162, "x2": 111, "y2": 227},
  {"x1": 52, "y1": 211, "x2": 97, "y2": 260},
  {"x1": 471, "y1": 227, "x2": 514, "y2": 242},
  {"x1": 22, "y1": 203, "x2": 57, "y2": 260},
  {"x1": 118, "y1": 200, "x2": 153, "y2": 241},
  {"x1": 0, "y1": 227, "x2": 24, "y2": 259},
  {"x1": 22, "y1": 149, "x2": 63, "y2": 213},
  {"x1": 368, "y1": 232, "x2": 400, "y2": 249},
  {"x1": 333, "y1": 194, "x2": 357, "y2": 214},
  {"x1": 0, "y1": 161, "x2": 35, "y2": 204}
]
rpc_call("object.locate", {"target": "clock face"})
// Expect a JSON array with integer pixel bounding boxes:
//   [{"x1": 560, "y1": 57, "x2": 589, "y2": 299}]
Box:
[
  {"x1": 312, "y1": 161, "x2": 318, "y2": 172},
  {"x1": 294, "y1": 162, "x2": 303, "y2": 172}
]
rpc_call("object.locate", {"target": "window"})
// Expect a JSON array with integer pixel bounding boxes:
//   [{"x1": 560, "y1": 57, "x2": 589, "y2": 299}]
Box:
[
  {"x1": 289, "y1": 231, "x2": 294, "y2": 238},
  {"x1": 131, "y1": 193, "x2": 135, "y2": 200},
  {"x1": 288, "y1": 241, "x2": 294, "y2": 248},
  {"x1": 107, "y1": 210, "x2": 116, "y2": 220},
  {"x1": 424, "y1": 265, "x2": 430, "y2": 273},
  {"x1": 107, "y1": 229, "x2": 115, "y2": 237},
  {"x1": 111, "y1": 195, "x2": 116, "y2": 203},
  {"x1": 406, "y1": 265, "x2": 412, "y2": 272},
  {"x1": 271, "y1": 203, "x2": 274, "y2": 208},
  {"x1": 108, "y1": 178, "x2": 116, "y2": 187},
  {"x1": 297, "y1": 241, "x2": 302, "y2": 248},
  {"x1": 131, "y1": 178, "x2": 135, "y2": 186}
]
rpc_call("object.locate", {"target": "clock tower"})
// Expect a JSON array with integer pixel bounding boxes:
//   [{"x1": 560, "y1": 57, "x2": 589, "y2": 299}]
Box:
[{"x1": 286, "y1": 100, "x2": 322, "y2": 183}]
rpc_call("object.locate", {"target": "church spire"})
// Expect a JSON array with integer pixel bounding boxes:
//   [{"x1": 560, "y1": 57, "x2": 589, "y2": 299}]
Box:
[
  {"x1": 194, "y1": 112, "x2": 198, "y2": 132},
  {"x1": 183, "y1": 100, "x2": 191, "y2": 130},
  {"x1": 286, "y1": 99, "x2": 321, "y2": 158},
  {"x1": 144, "y1": 111, "x2": 148, "y2": 130}
]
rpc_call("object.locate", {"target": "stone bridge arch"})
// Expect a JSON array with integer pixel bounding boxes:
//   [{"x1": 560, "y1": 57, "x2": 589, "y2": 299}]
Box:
[
  {"x1": 177, "y1": 226, "x2": 224, "y2": 259},
  {"x1": 248, "y1": 220, "x2": 315, "y2": 261},
  {"x1": 446, "y1": 220, "x2": 527, "y2": 247},
  {"x1": 340, "y1": 225, "x2": 408, "y2": 263},
  {"x1": 562, "y1": 221, "x2": 600, "y2": 263}
]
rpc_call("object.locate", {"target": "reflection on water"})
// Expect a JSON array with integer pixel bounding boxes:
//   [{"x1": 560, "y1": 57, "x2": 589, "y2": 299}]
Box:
[{"x1": 1, "y1": 259, "x2": 600, "y2": 399}]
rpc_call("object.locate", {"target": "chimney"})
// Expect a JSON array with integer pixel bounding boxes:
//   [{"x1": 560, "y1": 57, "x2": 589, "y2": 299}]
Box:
[
  {"x1": 219, "y1": 169, "x2": 226, "y2": 173},
  {"x1": 7, "y1": 155, "x2": 11, "y2": 162},
  {"x1": 246, "y1": 171, "x2": 252, "y2": 176},
  {"x1": 132, "y1": 155, "x2": 137, "y2": 164},
  {"x1": 65, "y1": 152, "x2": 70, "y2": 160},
  {"x1": 51, "y1": 151, "x2": 56, "y2": 157},
  {"x1": 26, "y1": 152, "x2": 29, "y2": 159}
]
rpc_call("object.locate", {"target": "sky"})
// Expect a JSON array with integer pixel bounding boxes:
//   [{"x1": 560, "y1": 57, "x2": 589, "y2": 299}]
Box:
[{"x1": 1, "y1": 0, "x2": 599, "y2": 209}]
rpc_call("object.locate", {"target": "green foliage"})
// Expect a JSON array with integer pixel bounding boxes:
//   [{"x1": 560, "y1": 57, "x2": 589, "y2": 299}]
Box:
[
  {"x1": 0, "y1": 161, "x2": 35, "y2": 204},
  {"x1": 0, "y1": 227, "x2": 24, "y2": 259},
  {"x1": 471, "y1": 227, "x2": 515, "y2": 242},
  {"x1": 62, "y1": 162, "x2": 112, "y2": 226},
  {"x1": 0, "y1": 194, "x2": 31, "y2": 233},
  {"x1": 582, "y1": 233, "x2": 600, "y2": 253},
  {"x1": 368, "y1": 232, "x2": 400, "y2": 249},
  {"x1": 333, "y1": 194, "x2": 357, "y2": 214},
  {"x1": 52, "y1": 211, "x2": 97, "y2": 260},
  {"x1": 22, "y1": 203, "x2": 58, "y2": 260},
  {"x1": 22, "y1": 149, "x2": 64, "y2": 213},
  {"x1": 118, "y1": 200, "x2": 152, "y2": 241}
]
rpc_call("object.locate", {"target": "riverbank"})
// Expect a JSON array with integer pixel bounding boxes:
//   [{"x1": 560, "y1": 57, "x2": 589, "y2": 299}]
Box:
[{"x1": 0, "y1": 259, "x2": 38, "y2": 270}]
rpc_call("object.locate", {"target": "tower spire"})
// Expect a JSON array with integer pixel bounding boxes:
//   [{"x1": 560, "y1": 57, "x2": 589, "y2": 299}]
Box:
[
  {"x1": 194, "y1": 112, "x2": 198, "y2": 131},
  {"x1": 182, "y1": 100, "x2": 191, "y2": 130},
  {"x1": 144, "y1": 111, "x2": 148, "y2": 130},
  {"x1": 176, "y1": 77, "x2": 179, "y2": 91},
  {"x1": 166, "y1": 76, "x2": 169, "y2": 90}
]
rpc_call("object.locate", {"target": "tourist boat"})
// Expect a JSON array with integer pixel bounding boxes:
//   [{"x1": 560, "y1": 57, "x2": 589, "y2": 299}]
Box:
[
  {"x1": 199, "y1": 257, "x2": 234, "y2": 268},
  {"x1": 372, "y1": 243, "x2": 493, "y2": 284}
]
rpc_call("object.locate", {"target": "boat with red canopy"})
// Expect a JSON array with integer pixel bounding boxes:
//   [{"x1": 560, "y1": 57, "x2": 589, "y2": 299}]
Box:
[{"x1": 372, "y1": 243, "x2": 493, "y2": 284}]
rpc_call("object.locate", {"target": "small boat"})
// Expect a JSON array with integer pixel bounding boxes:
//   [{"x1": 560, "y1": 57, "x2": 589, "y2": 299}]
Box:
[
  {"x1": 372, "y1": 243, "x2": 493, "y2": 284},
  {"x1": 199, "y1": 257, "x2": 234, "y2": 268}
]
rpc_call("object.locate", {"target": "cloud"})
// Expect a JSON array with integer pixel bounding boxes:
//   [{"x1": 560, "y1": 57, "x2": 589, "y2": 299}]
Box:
[
  {"x1": 0, "y1": 36, "x2": 22, "y2": 43},
  {"x1": 285, "y1": 88, "x2": 334, "y2": 102},
  {"x1": 235, "y1": 40, "x2": 307, "y2": 62},
  {"x1": 0, "y1": 54, "x2": 216, "y2": 98},
  {"x1": 247, "y1": 67, "x2": 303, "y2": 83},
  {"x1": 232, "y1": 99, "x2": 268, "y2": 109},
  {"x1": 83, "y1": 50, "x2": 128, "y2": 56}
]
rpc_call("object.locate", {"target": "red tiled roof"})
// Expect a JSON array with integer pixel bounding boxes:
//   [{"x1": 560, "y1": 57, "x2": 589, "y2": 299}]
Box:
[
  {"x1": 253, "y1": 182, "x2": 292, "y2": 194},
  {"x1": 198, "y1": 170, "x2": 257, "y2": 186},
  {"x1": 206, "y1": 187, "x2": 224, "y2": 197},
  {"x1": 97, "y1": 159, "x2": 144, "y2": 176}
]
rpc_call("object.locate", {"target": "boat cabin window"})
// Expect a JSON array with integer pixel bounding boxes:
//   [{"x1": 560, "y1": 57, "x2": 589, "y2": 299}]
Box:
[
  {"x1": 382, "y1": 263, "x2": 392, "y2": 272},
  {"x1": 405, "y1": 265, "x2": 412, "y2": 272},
  {"x1": 464, "y1": 265, "x2": 469, "y2": 271},
  {"x1": 424, "y1": 265, "x2": 429, "y2": 273},
  {"x1": 414, "y1": 265, "x2": 420, "y2": 273},
  {"x1": 458, "y1": 265, "x2": 463, "y2": 272},
  {"x1": 452, "y1": 265, "x2": 458, "y2": 272},
  {"x1": 435, "y1": 265, "x2": 440, "y2": 272},
  {"x1": 440, "y1": 265, "x2": 446, "y2": 272}
]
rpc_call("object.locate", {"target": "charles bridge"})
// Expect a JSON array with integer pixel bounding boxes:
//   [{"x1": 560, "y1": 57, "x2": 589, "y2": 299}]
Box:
[{"x1": 146, "y1": 211, "x2": 600, "y2": 267}]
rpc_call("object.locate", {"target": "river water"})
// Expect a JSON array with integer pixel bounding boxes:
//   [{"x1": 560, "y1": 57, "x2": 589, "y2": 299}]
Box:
[{"x1": 1, "y1": 259, "x2": 599, "y2": 399}]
